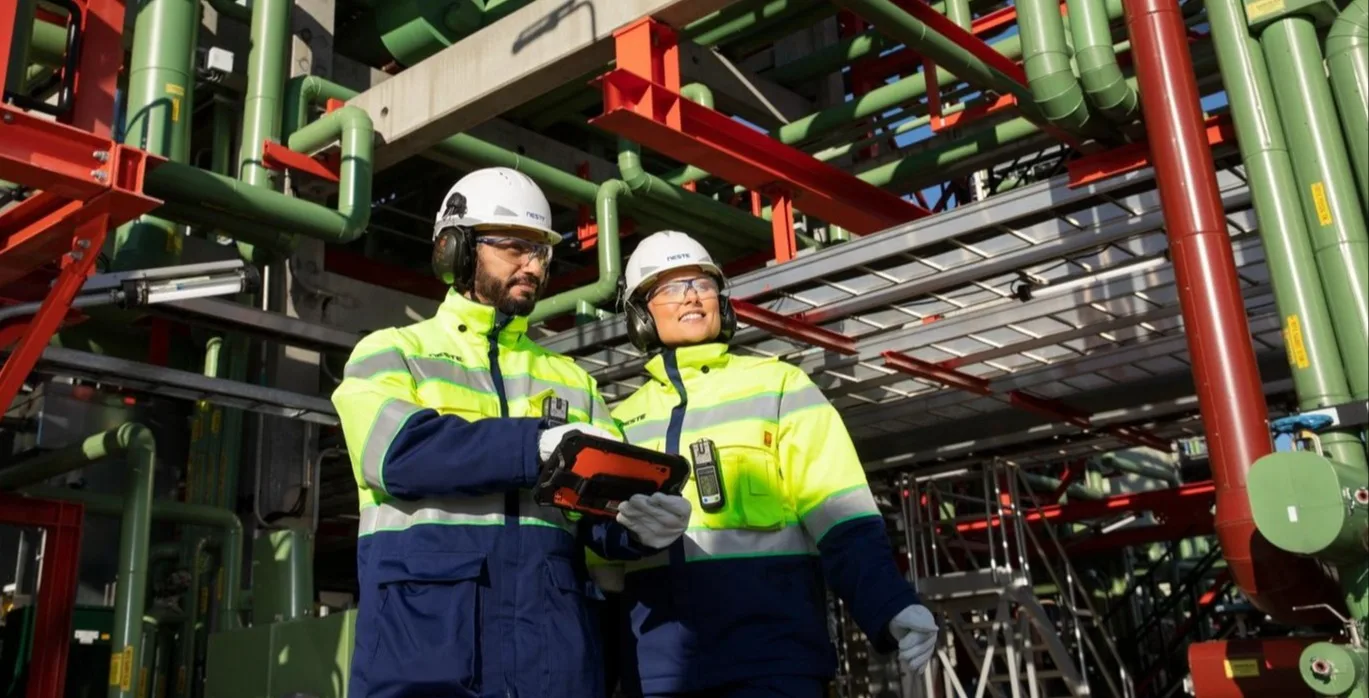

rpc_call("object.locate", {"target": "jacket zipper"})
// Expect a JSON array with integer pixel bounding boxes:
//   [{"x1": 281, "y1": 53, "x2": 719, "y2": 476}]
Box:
[
  {"x1": 663, "y1": 349, "x2": 688, "y2": 455},
  {"x1": 489, "y1": 313, "x2": 518, "y2": 694}
]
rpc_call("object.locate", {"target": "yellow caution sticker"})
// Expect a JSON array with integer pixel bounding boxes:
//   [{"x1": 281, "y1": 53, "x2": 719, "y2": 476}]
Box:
[
  {"x1": 1311, "y1": 182, "x2": 1333, "y2": 226},
  {"x1": 1285, "y1": 315, "x2": 1310, "y2": 369},
  {"x1": 165, "y1": 83, "x2": 185, "y2": 96},
  {"x1": 1224, "y1": 658, "x2": 1261, "y2": 678},
  {"x1": 110, "y1": 654, "x2": 122, "y2": 687},
  {"x1": 1245, "y1": 0, "x2": 1285, "y2": 19},
  {"x1": 138, "y1": 667, "x2": 149, "y2": 698},
  {"x1": 121, "y1": 646, "x2": 135, "y2": 691}
]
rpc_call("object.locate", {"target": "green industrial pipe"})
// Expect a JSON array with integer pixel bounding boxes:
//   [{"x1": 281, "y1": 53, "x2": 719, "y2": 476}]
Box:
[
  {"x1": 1021, "y1": 471, "x2": 1105, "y2": 501},
  {"x1": 766, "y1": 32, "x2": 890, "y2": 86},
  {"x1": 28, "y1": 18, "x2": 66, "y2": 68},
  {"x1": 665, "y1": 84, "x2": 717, "y2": 188},
  {"x1": 1018, "y1": 0, "x2": 1107, "y2": 136},
  {"x1": 338, "y1": 0, "x2": 537, "y2": 68},
  {"x1": 1301, "y1": 641, "x2": 1368, "y2": 698},
  {"x1": 1095, "y1": 452, "x2": 1181, "y2": 485},
  {"x1": 238, "y1": 0, "x2": 290, "y2": 191},
  {"x1": 725, "y1": 3, "x2": 842, "y2": 56},
  {"x1": 5, "y1": 0, "x2": 37, "y2": 96},
  {"x1": 856, "y1": 116, "x2": 1042, "y2": 189},
  {"x1": 1205, "y1": 0, "x2": 1366, "y2": 470},
  {"x1": 24, "y1": 485, "x2": 245, "y2": 628},
  {"x1": 831, "y1": 0, "x2": 1034, "y2": 106},
  {"x1": 530, "y1": 180, "x2": 627, "y2": 322},
  {"x1": 0, "y1": 425, "x2": 157, "y2": 698},
  {"x1": 282, "y1": 75, "x2": 358, "y2": 140},
  {"x1": 1262, "y1": 18, "x2": 1369, "y2": 401},
  {"x1": 177, "y1": 537, "x2": 219, "y2": 698},
  {"x1": 205, "y1": 0, "x2": 250, "y2": 22},
  {"x1": 684, "y1": 0, "x2": 824, "y2": 46},
  {"x1": 112, "y1": 0, "x2": 201, "y2": 270},
  {"x1": 1248, "y1": 451, "x2": 1368, "y2": 565},
  {"x1": 617, "y1": 141, "x2": 772, "y2": 246},
  {"x1": 147, "y1": 106, "x2": 373, "y2": 248},
  {"x1": 1327, "y1": 0, "x2": 1369, "y2": 209},
  {"x1": 775, "y1": 34, "x2": 1025, "y2": 147},
  {"x1": 1067, "y1": 0, "x2": 1139, "y2": 122},
  {"x1": 210, "y1": 98, "x2": 235, "y2": 178}
]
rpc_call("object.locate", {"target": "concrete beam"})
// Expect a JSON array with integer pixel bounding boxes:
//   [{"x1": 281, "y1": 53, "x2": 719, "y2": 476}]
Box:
[
  {"x1": 346, "y1": 0, "x2": 736, "y2": 171},
  {"x1": 678, "y1": 41, "x2": 812, "y2": 128}
]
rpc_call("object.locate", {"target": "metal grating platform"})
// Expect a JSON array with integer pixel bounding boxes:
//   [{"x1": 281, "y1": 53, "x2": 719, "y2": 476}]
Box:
[{"x1": 536, "y1": 160, "x2": 1284, "y2": 474}]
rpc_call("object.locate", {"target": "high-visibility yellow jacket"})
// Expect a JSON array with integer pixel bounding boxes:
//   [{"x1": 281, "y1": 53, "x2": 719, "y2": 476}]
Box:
[
  {"x1": 332, "y1": 291, "x2": 646, "y2": 698},
  {"x1": 607, "y1": 343, "x2": 919, "y2": 694}
]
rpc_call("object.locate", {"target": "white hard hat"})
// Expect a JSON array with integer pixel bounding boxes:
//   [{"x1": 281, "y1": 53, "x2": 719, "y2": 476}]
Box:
[
  {"x1": 433, "y1": 167, "x2": 562, "y2": 245},
  {"x1": 623, "y1": 231, "x2": 724, "y2": 299}
]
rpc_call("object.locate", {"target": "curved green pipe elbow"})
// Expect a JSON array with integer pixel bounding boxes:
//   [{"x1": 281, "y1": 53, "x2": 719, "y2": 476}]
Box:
[
  {"x1": 1327, "y1": 0, "x2": 1369, "y2": 209},
  {"x1": 283, "y1": 75, "x2": 360, "y2": 139},
  {"x1": 1067, "y1": 0, "x2": 1138, "y2": 122},
  {"x1": 530, "y1": 179, "x2": 628, "y2": 322},
  {"x1": 287, "y1": 105, "x2": 375, "y2": 243},
  {"x1": 664, "y1": 84, "x2": 716, "y2": 187},
  {"x1": 1018, "y1": 0, "x2": 1107, "y2": 137}
]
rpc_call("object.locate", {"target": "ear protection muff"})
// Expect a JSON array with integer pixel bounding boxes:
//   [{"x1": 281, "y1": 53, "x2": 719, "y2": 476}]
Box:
[
  {"x1": 620, "y1": 274, "x2": 737, "y2": 353},
  {"x1": 431, "y1": 192, "x2": 477, "y2": 291}
]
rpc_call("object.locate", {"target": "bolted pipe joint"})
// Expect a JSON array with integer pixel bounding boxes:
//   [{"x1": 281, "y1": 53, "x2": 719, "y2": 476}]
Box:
[
  {"x1": 1248, "y1": 450, "x2": 1369, "y2": 565},
  {"x1": 1301, "y1": 642, "x2": 1368, "y2": 697}
]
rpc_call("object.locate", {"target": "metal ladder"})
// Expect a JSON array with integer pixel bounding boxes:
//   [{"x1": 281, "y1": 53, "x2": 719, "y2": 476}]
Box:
[{"x1": 896, "y1": 462, "x2": 1135, "y2": 698}]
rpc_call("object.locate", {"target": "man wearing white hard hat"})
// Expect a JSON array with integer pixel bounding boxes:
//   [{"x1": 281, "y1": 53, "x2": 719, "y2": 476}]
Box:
[
  {"x1": 603, "y1": 231, "x2": 938, "y2": 697},
  {"x1": 332, "y1": 168, "x2": 691, "y2": 698}
]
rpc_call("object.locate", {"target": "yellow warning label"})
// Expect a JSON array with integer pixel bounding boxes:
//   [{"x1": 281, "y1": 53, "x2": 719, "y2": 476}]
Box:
[
  {"x1": 1245, "y1": 0, "x2": 1285, "y2": 19},
  {"x1": 1285, "y1": 315, "x2": 1310, "y2": 369},
  {"x1": 110, "y1": 654, "x2": 122, "y2": 686},
  {"x1": 121, "y1": 646, "x2": 134, "y2": 691},
  {"x1": 1312, "y1": 182, "x2": 1333, "y2": 226},
  {"x1": 170, "y1": 97, "x2": 181, "y2": 123},
  {"x1": 1224, "y1": 658, "x2": 1261, "y2": 678},
  {"x1": 138, "y1": 667, "x2": 149, "y2": 698},
  {"x1": 165, "y1": 83, "x2": 185, "y2": 96}
]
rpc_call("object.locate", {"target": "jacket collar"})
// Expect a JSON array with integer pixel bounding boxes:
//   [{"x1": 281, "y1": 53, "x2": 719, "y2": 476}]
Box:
[
  {"x1": 645, "y1": 343, "x2": 731, "y2": 386},
  {"x1": 437, "y1": 289, "x2": 529, "y2": 343}
]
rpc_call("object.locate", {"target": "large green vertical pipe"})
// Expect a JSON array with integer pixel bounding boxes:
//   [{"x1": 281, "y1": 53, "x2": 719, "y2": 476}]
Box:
[
  {"x1": 5, "y1": 0, "x2": 37, "y2": 96},
  {"x1": 1205, "y1": 0, "x2": 1366, "y2": 469},
  {"x1": 531, "y1": 180, "x2": 628, "y2": 322},
  {"x1": 178, "y1": 537, "x2": 218, "y2": 698},
  {"x1": 1068, "y1": 0, "x2": 1139, "y2": 122},
  {"x1": 1018, "y1": 0, "x2": 1108, "y2": 136},
  {"x1": 0, "y1": 425, "x2": 158, "y2": 698},
  {"x1": 112, "y1": 0, "x2": 200, "y2": 270},
  {"x1": 236, "y1": 0, "x2": 293, "y2": 262},
  {"x1": 1262, "y1": 18, "x2": 1369, "y2": 400},
  {"x1": 1327, "y1": 0, "x2": 1369, "y2": 209}
]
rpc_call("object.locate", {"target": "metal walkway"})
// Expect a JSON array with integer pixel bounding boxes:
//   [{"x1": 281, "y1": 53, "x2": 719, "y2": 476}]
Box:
[{"x1": 540, "y1": 159, "x2": 1279, "y2": 472}]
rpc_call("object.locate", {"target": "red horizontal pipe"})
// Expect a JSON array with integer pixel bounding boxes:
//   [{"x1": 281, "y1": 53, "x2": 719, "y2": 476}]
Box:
[
  {"x1": 1123, "y1": 0, "x2": 1342, "y2": 625},
  {"x1": 951, "y1": 481, "x2": 1216, "y2": 533},
  {"x1": 1188, "y1": 638, "x2": 1323, "y2": 698}
]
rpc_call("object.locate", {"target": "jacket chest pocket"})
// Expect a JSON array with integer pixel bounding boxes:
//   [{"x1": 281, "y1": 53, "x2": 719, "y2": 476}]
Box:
[
  {"x1": 367, "y1": 552, "x2": 487, "y2": 696},
  {"x1": 716, "y1": 443, "x2": 788, "y2": 531}
]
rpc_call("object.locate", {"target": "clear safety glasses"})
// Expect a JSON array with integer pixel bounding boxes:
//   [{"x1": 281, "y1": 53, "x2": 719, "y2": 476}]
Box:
[
  {"x1": 477, "y1": 235, "x2": 553, "y2": 266},
  {"x1": 646, "y1": 276, "x2": 722, "y2": 304}
]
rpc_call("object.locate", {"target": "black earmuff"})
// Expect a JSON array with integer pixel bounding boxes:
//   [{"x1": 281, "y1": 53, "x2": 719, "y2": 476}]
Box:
[
  {"x1": 717, "y1": 293, "x2": 737, "y2": 343},
  {"x1": 431, "y1": 191, "x2": 477, "y2": 291}
]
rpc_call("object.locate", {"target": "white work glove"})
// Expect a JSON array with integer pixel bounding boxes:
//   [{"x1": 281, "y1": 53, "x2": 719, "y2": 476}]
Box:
[
  {"x1": 538, "y1": 422, "x2": 619, "y2": 462},
  {"x1": 889, "y1": 604, "x2": 938, "y2": 675},
  {"x1": 615, "y1": 492, "x2": 692, "y2": 549}
]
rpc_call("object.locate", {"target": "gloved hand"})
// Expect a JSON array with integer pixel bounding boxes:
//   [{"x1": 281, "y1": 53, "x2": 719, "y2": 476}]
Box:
[
  {"x1": 538, "y1": 422, "x2": 619, "y2": 462},
  {"x1": 888, "y1": 604, "x2": 938, "y2": 675},
  {"x1": 615, "y1": 492, "x2": 692, "y2": 549}
]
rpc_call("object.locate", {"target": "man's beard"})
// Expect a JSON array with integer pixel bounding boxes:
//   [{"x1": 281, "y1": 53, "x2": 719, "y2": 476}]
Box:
[{"x1": 473, "y1": 266, "x2": 545, "y2": 317}]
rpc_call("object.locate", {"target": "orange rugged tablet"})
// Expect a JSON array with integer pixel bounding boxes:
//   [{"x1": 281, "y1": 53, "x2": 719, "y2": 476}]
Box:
[{"x1": 532, "y1": 432, "x2": 690, "y2": 518}]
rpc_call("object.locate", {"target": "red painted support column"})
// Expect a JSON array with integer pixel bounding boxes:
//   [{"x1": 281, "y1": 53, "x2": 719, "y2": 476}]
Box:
[{"x1": 1123, "y1": 0, "x2": 1342, "y2": 624}]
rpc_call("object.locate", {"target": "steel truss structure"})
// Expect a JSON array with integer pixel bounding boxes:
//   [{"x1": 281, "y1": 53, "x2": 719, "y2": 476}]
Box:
[{"x1": 540, "y1": 156, "x2": 1282, "y2": 474}]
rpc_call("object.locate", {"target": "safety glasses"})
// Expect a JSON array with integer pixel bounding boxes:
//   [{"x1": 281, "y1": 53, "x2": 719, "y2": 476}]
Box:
[
  {"x1": 646, "y1": 276, "x2": 721, "y2": 304},
  {"x1": 477, "y1": 235, "x2": 553, "y2": 266}
]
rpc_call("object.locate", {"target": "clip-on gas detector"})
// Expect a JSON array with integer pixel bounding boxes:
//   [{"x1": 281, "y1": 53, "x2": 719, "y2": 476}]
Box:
[{"x1": 533, "y1": 396, "x2": 689, "y2": 517}]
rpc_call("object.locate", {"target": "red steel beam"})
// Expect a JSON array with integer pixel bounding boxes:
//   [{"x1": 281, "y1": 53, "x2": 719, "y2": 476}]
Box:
[
  {"x1": 591, "y1": 18, "x2": 931, "y2": 235},
  {"x1": 1062, "y1": 516, "x2": 1215, "y2": 557},
  {"x1": 891, "y1": 0, "x2": 1029, "y2": 86},
  {"x1": 882, "y1": 350, "x2": 1170, "y2": 450},
  {"x1": 1124, "y1": 0, "x2": 1342, "y2": 625},
  {"x1": 732, "y1": 300, "x2": 857, "y2": 355},
  {"x1": 261, "y1": 140, "x2": 340, "y2": 183},
  {"x1": 951, "y1": 480, "x2": 1217, "y2": 533},
  {"x1": 0, "y1": 492, "x2": 85, "y2": 698},
  {"x1": 1066, "y1": 115, "x2": 1236, "y2": 188},
  {"x1": 70, "y1": 0, "x2": 128, "y2": 136}
]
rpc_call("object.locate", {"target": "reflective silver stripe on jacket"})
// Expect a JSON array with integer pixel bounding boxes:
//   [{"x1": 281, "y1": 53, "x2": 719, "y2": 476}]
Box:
[
  {"x1": 623, "y1": 383, "x2": 830, "y2": 444},
  {"x1": 358, "y1": 490, "x2": 574, "y2": 536},
  {"x1": 346, "y1": 350, "x2": 601, "y2": 418},
  {"x1": 801, "y1": 486, "x2": 880, "y2": 543},
  {"x1": 625, "y1": 525, "x2": 815, "y2": 571},
  {"x1": 361, "y1": 400, "x2": 426, "y2": 492}
]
